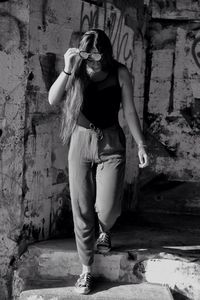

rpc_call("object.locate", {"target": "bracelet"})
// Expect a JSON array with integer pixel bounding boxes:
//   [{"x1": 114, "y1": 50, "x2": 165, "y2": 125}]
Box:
[
  {"x1": 138, "y1": 143, "x2": 147, "y2": 148},
  {"x1": 63, "y1": 70, "x2": 72, "y2": 76}
]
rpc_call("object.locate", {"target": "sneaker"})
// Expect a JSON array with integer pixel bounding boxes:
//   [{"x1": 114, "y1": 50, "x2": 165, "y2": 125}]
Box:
[
  {"x1": 96, "y1": 232, "x2": 111, "y2": 253},
  {"x1": 75, "y1": 272, "x2": 93, "y2": 294}
]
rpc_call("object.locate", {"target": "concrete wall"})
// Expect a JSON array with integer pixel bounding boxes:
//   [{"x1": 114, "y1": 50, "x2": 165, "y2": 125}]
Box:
[
  {"x1": 0, "y1": 1, "x2": 29, "y2": 298},
  {"x1": 0, "y1": 1, "x2": 146, "y2": 297},
  {"x1": 1, "y1": 0, "x2": 200, "y2": 298},
  {"x1": 138, "y1": 0, "x2": 200, "y2": 214},
  {"x1": 22, "y1": 0, "x2": 146, "y2": 244},
  {"x1": 7, "y1": 0, "x2": 200, "y2": 296}
]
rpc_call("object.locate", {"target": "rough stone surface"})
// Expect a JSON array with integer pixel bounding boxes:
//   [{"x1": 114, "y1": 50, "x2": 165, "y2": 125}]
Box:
[
  {"x1": 0, "y1": 0, "x2": 29, "y2": 298},
  {"x1": 19, "y1": 282, "x2": 173, "y2": 300},
  {"x1": 152, "y1": 0, "x2": 200, "y2": 20}
]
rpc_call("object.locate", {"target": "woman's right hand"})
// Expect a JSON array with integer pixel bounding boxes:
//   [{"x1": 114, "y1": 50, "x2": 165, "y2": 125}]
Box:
[{"x1": 64, "y1": 48, "x2": 79, "y2": 73}]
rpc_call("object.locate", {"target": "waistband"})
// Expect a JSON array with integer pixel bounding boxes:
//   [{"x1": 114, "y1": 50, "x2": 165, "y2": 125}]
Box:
[
  {"x1": 76, "y1": 112, "x2": 120, "y2": 141},
  {"x1": 77, "y1": 112, "x2": 119, "y2": 131}
]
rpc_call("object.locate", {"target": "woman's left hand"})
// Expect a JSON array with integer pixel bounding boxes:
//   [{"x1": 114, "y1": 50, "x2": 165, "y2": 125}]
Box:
[{"x1": 138, "y1": 146, "x2": 148, "y2": 168}]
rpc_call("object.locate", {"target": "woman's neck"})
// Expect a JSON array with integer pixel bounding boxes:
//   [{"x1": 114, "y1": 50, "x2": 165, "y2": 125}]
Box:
[{"x1": 87, "y1": 69, "x2": 109, "y2": 82}]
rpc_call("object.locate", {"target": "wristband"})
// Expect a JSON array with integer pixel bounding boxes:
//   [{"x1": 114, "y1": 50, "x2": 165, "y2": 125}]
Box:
[
  {"x1": 138, "y1": 143, "x2": 147, "y2": 148},
  {"x1": 63, "y1": 70, "x2": 72, "y2": 76}
]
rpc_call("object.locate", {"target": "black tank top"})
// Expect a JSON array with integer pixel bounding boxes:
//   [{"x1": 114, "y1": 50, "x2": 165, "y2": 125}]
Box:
[{"x1": 81, "y1": 63, "x2": 122, "y2": 129}]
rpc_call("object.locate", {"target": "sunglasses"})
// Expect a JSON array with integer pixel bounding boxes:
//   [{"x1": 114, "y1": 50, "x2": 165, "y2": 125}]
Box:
[{"x1": 79, "y1": 51, "x2": 102, "y2": 61}]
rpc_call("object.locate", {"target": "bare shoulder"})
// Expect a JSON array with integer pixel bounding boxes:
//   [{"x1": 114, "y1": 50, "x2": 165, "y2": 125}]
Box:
[{"x1": 117, "y1": 63, "x2": 131, "y2": 87}]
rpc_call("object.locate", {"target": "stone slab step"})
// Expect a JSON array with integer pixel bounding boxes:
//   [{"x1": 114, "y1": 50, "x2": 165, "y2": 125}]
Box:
[
  {"x1": 14, "y1": 239, "x2": 200, "y2": 300},
  {"x1": 14, "y1": 239, "x2": 138, "y2": 283},
  {"x1": 20, "y1": 281, "x2": 174, "y2": 300}
]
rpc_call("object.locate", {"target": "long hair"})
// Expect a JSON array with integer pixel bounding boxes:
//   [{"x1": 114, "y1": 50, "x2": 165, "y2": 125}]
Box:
[{"x1": 60, "y1": 29, "x2": 114, "y2": 144}]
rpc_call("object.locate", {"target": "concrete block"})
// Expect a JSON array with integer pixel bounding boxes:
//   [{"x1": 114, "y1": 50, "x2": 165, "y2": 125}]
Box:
[
  {"x1": 152, "y1": 0, "x2": 200, "y2": 20},
  {"x1": 151, "y1": 49, "x2": 174, "y2": 80},
  {"x1": 142, "y1": 258, "x2": 200, "y2": 300},
  {"x1": 0, "y1": 50, "x2": 25, "y2": 92},
  {"x1": 149, "y1": 79, "x2": 171, "y2": 114},
  {"x1": 19, "y1": 282, "x2": 173, "y2": 300}
]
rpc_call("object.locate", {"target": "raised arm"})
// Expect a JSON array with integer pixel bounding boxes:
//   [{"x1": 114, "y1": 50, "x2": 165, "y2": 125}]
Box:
[
  {"x1": 119, "y1": 65, "x2": 148, "y2": 168},
  {"x1": 48, "y1": 48, "x2": 79, "y2": 105}
]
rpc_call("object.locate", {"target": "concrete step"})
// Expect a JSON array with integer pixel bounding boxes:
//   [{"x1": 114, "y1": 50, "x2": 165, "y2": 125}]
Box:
[
  {"x1": 19, "y1": 280, "x2": 173, "y2": 300},
  {"x1": 13, "y1": 238, "x2": 200, "y2": 300},
  {"x1": 14, "y1": 212, "x2": 200, "y2": 300}
]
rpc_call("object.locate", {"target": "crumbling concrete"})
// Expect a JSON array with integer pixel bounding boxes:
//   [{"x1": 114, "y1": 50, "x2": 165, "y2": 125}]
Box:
[
  {"x1": 0, "y1": 0, "x2": 29, "y2": 298},
  {"x1": 139, "y1": 0, "x2": 200, "y2": 214}
]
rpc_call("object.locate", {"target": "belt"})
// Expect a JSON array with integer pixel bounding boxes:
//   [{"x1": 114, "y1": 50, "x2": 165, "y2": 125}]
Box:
[
  {"x1": 77, "y1": 112, "x2": 95, "y2": 129},
  {"x1": 77, "y1": 112, "x2": 104, "y2": 140}
]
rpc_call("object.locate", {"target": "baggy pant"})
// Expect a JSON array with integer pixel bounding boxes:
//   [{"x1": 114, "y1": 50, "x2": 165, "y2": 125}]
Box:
[{"x1": 68, "y1": 124, "x2": 126, "y2": 266}]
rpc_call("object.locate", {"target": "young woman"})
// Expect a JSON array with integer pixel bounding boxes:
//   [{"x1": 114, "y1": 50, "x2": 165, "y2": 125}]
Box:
[{"x1": 48, "y1": 29, "x2": 148, "y2": 294}]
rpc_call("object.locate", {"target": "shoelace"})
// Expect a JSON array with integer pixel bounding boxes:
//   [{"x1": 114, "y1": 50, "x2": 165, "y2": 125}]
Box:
[
  {"x1": 98, "y1": 232, "x2": 110, "y2": 244},
  {"x1": 78, "y1": 273, "x2": 92, "y2": 287}
]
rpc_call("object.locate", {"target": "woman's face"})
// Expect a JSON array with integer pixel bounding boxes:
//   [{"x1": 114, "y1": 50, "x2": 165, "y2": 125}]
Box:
[{"x1": 80, "y1": 47, "x2": 103, "y2": 73}]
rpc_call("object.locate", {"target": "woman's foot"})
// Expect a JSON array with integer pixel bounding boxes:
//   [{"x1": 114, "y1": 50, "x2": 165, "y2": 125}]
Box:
[
  {"x1": 96, "y1": 231, "x2": 111, "y2": 253},
  {"x1": 75, "y1": 272, "x2": 93, "y2": 294}
]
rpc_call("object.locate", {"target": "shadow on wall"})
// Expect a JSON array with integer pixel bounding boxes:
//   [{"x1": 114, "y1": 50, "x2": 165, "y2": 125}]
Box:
[{"x1": 39, "y1": 52, "x2": 58, "y2": 91}]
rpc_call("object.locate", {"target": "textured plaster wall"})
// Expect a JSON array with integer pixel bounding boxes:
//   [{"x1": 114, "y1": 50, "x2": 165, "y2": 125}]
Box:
[
  {"x1": 139, "y1": 0, "x2": 200, "y2": 214},
  {"x1": 0, "y1": 2, "x2": 145, "y2": 297},
  {"x1": 0, "y1": 1, "x2": 29, "y2": 299},
  {"x1": 21, "y1": 0, "x2": 146, "y2": 246},
  {"x1": 2, "y1": 0, "x2": 200, "y2": 298}
]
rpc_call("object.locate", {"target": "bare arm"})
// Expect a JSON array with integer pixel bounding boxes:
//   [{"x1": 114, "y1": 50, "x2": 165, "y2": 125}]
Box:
[
  {"x1": 48, "y1": 71, "x2": 70, "y2": 105},
  {"x1": 119, "y1": 65, "x2": 148, "y2": 168},
  {"x1": 48, "y1": 48, "x2": 79, "y2": 105}
]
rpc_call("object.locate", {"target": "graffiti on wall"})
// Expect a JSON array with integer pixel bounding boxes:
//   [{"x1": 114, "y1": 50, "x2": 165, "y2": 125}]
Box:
[
  {"x1": 80, "y1": 0, "x2": 134, "y2": 72},
  {"x1": 191, "y1": 36, "x2": 200, "y2": 69},
  {"x1": 179, "y1": 34, "x2": 200, "y2": 133}
]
